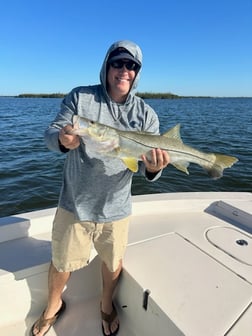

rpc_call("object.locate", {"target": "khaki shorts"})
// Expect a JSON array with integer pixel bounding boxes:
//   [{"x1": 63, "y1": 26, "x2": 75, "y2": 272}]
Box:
[{"x1": 51, "y1": 207, "x2": 130, "y2": 273}]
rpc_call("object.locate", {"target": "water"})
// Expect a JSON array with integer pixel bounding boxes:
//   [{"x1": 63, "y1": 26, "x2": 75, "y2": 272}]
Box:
[{"x1": 0, "y1": 97, "x2": 251, "y2": 217}]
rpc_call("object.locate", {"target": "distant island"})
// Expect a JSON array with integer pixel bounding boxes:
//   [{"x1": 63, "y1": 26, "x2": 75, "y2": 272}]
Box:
[
  {"x1": 1, "y1": 93, "x2": 247, "y2": 99},
  {"x1": 15, "y1": 92, "x2": 212, "y2": 99},
  {"x1": 17, "y1": 93, "x2": 66, "y2": 98}
]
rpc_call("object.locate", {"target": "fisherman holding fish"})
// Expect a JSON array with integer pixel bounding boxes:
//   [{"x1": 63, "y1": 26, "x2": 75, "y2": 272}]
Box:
[
  {"x1": 30, "y1": 40, "x2": 169, "y2": 336},
  {"x1": 31, "y1": 38, "x2": 239, "y2": 336},
  {"x1": 30, "y1": 40, "x2": 170, "y2": 336}
]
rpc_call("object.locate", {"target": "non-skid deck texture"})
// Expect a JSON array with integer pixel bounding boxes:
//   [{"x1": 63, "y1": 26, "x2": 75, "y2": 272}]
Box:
[
  {"x1": 1, "y1": 297, "x2": 136, "y2": 336},
  {"x1": 1, "y1": 193, "x2": 252, "y2": 335}
]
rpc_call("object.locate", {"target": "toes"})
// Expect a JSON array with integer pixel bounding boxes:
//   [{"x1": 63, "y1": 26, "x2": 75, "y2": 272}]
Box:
[
  {"x1": 31, "y1": 321, "x2": 50, "y2": 336},
  {"x1": 102, "y1": 318, "x2": 119, "y2": 335},
  {"x1": 102, "y1": 321, "x2": 111, "y2": 335},
  {"x1": 110, "y1": 319, "x2": 119, "y2": 333}
]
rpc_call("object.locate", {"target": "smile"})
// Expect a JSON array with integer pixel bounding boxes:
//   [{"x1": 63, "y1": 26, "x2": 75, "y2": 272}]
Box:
[{"x1": 116, "y1": 77, "x2": 130, "y2": 82}]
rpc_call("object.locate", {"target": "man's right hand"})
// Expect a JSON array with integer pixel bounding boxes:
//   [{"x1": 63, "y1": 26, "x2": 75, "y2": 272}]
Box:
[{"x1": 58, "y1": 125, "x2": 80, "y2": 150}]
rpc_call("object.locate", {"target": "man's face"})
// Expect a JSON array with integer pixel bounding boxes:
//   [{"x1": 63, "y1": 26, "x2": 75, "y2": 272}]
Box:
[{"x1": 106, "y1": 59, "x2": 138, "y2": 103}]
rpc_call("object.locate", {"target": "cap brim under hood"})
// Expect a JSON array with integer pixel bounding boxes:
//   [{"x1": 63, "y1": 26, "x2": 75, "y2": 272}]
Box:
[{"x1": 100, "y1": 40, "x2": 143, "y2": 101}]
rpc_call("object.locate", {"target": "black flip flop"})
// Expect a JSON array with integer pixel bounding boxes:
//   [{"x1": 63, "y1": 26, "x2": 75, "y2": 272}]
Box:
[
  {"x1": 101, "y1": 302, "x2": 119, "y2": 336},
  {"x1": 30, "y1": 300, "x2": 66, "y2": 336}
]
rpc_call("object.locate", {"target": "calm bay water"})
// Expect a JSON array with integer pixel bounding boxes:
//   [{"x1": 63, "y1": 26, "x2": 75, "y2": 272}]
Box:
[{"x1": 0, "y1": 97, "x2": 251, "y2": 217}]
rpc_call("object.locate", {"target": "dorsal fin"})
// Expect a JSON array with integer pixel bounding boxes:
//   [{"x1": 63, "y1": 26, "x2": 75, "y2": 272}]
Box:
[{"x1": 162, "y1": 124, "x2": 181, "y2": 140}]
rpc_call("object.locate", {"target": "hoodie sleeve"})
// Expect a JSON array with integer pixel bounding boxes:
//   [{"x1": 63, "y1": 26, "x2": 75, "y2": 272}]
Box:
[{"x1": 44, "y1": 90, "x2": 78, "y2": 153}]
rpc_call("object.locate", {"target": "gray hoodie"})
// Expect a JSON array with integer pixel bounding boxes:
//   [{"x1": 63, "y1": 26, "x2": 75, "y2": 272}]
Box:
[{"x1": 45, "y1": 40, "x2": 162, "y2": 222}]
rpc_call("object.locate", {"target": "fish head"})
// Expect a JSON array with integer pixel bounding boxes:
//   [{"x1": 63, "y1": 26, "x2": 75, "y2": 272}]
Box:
[
  {"x1": 71, "y1": 115, "x2": 89, "y2": 136},
  {"x1": 72, "y1": 116, "x2": 119, "y2": 152}
]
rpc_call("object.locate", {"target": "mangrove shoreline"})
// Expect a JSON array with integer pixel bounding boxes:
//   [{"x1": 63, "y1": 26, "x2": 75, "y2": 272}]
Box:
[
  {"x1": 1, "y1": 93, "x2": 250, "y2": 99},
  {"x1": 15, "y1": 92, "x2": 210, "y2": 99}
]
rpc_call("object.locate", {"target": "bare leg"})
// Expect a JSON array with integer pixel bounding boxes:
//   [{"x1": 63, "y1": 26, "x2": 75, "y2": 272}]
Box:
[
  {"x1": 32, "y1": 262, "x2": 70, "y2": 336},
  {"x1": 101, "y1": 260, "x2": 122, "y2": 335}
]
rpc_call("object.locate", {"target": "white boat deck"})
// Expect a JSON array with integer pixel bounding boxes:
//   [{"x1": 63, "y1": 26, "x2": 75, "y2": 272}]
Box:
[{"x1": 0, "y1": 192, "x2": 252, "y2": 335}]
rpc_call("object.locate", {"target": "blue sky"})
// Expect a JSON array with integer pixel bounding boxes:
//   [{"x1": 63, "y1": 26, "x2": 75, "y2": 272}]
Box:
[{"x1": 1, "y1": 0, "x2": 251, "y2": 96}]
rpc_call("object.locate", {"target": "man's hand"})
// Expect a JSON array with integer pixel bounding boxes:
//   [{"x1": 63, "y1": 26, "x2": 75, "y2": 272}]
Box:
[
  {"x1": 58, "y1": 125, "x2": 80, "y2": 150},
  {"x1": 142, "y1": 148, "x2": 170, "y2": 173}
]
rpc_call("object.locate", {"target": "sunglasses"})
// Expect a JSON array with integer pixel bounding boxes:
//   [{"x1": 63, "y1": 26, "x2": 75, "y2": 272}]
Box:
[{"x1": 110, "y1": 60, "x2": 139, "y2": 71}]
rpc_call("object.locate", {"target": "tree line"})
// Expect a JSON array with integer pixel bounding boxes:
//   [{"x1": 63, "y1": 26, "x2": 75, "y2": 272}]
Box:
[
  {"x1": 17, "y1": 93, "x2": 65, "y2": 98},
  {"x1": 17, "y1": 92, "x2": 180, "y2": 99}
]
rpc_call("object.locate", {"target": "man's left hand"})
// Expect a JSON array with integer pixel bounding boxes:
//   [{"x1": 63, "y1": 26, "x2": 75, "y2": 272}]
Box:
[{"x1": 142, "y1": 148, "x2": 170, "y2": 173}]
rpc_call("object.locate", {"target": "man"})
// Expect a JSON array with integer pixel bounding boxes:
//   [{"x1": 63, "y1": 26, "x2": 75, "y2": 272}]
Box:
[{"x1": 31, "y1": 40, "x2": 169, "y2": 336}]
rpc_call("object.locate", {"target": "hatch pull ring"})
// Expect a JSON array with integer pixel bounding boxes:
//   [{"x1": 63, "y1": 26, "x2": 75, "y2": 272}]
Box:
[{"x1": 143, "y1": 289, "x2": 151, "y2": 310}]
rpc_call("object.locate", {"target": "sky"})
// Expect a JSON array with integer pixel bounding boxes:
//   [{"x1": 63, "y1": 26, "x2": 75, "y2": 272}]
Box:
[{"x1": 1, "y1": 0, "x2": 251, "y2": 97}]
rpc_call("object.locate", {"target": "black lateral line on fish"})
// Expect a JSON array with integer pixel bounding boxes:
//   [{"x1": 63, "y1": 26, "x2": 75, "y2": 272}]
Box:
[
  {"x1": 160, "y1": 148, "x2": 217, "y2": 165},
  {"x1": 120, "y1": 133, "x2": 216, "y2": 165}
]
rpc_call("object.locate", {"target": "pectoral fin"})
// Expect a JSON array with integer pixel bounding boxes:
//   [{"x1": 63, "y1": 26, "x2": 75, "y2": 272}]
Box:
[
  {"x1": 122, "y1": 157, "x2": 139, "y2": 172},
  {"x1": 172, "y1": 161, "x2": 190, "y2": 175}
]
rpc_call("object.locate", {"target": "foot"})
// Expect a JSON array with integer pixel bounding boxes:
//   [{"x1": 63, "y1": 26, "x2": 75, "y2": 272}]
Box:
[
  {"x1": 101, "y1": 301, "x2": 119, "y2": 336},
  {"x1": 31, "y1": 300, "x2": 66, "y2": 336}
]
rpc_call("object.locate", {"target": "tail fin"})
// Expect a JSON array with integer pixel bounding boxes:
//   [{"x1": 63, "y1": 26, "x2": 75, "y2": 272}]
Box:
[{"x1": 205, "y1": 154, "x2": 238, "y2": 179}]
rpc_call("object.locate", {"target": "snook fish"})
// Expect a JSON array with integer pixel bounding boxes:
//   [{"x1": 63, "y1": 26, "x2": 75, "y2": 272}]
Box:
[{"x1": 70, "y1": 116, "x2": 238, "y2": 179}]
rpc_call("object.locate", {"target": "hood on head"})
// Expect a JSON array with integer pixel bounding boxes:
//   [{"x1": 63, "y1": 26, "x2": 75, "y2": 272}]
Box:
[
  {"x1": 107, "y1": 47, "x2": 142, "y2": 67},
  {"x1": 100, "y1": 40, "x2": 143, "y2": 100}
]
